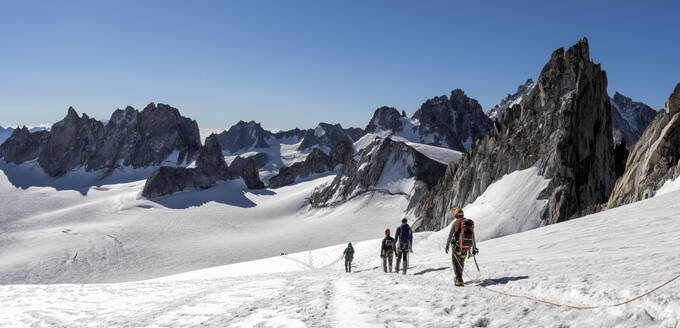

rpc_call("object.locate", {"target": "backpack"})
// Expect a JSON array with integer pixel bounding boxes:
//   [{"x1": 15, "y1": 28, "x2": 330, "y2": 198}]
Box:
[
  {"x1": 384, "y1": 237, "x2": 394, "y2": 251},
  {"x1": 344, "y1": 247, "x2": 354, "y2": 259},
  {"x1": 458, "y1": 219, "x2": 475, "y2": 249},
  {"x1": 398, "y1": 224, "x2": 412, "y2": 245}
]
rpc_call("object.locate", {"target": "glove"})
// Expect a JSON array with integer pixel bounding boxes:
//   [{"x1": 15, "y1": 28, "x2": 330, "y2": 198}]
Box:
[{"x1": 473, "y1": 248, "x2": 479, "y2": 255}]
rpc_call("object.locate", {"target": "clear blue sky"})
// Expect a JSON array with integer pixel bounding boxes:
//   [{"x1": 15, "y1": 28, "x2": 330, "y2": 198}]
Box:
[{"x1": 0, "y1": 1, "x2": 678, "y2": 131}]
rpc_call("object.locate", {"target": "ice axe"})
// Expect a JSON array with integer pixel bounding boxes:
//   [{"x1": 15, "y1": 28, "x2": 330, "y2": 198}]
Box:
[{"x1": 472, "y1": 252, "x2": 480, "y2": 272}]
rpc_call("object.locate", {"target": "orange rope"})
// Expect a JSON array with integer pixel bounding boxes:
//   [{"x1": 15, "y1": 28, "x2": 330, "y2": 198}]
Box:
[{"x1": 452, "y1": 252, "x2": 680, "y2": 310}]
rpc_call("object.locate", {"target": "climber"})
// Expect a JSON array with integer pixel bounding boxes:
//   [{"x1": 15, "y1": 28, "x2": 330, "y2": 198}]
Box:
[
  {"x1": 445, "y1": 208, "x2": 478, "y2": 286},
  {"x1": 380, "y1": 229, "x2": 395, "y2": 272},
  {"x1": 343, "y1": 242, "x2": 354, "y2": 273},
  {"x1": 394, "y1": 218, "x2": 413, "y2": 274}
]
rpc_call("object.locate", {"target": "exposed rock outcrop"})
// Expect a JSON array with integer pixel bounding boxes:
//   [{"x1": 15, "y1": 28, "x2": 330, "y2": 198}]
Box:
[
  {"x1": 487, "y1": 79, "x2": 535, "y2": 121},
  {"x1": 0, "y1": 126, "x2": 50, "y2": 164},
  {"x1": 268, "y1": 140, "x2": 353, "y2": 188},
  {"x1": 298, "y1": 123, "x2": 364, "y2": 151},
  {"x1": 0, "y1": 103, "x2": 201, "y2": 177},
  {"x1": 411, "y1": 89, "x2": 492, "y2": 151},
  {"x1": 238, "y1": 157, "x2": 265, "y2": 189},
  {"x1": 39, "y1": 107, "x2": 105, "y2": 176},
  {"x1": 142, "y1": 134, "x2": 266, "y2": 197},
  {"x1": 142, "y1": 134, "x2": 232, "y2": 198},
  {"x1": 229, "y1": 153, "x2": 269, "y2": 172},
  {"x1": 365, "y1": 92, "x2": 491, "y2": 152},
  {"x1": 216, "y1": 121, "x2": 272, "y2": 153},
  {"x1": 610, "y1": 92, "x2": 658, "y2": 147},
  {"x1": 365, "y1": 106, "x2": 405, "y2": 133},
  {"x1": 310, "y1": 137, "x2": 446, "y2": 210},
  {"x1": 608, "y1": 83, "x2": 680, "y2": 207},
  {"x1": 416, "y1": 38, "x2": 616, "y2": 231}
]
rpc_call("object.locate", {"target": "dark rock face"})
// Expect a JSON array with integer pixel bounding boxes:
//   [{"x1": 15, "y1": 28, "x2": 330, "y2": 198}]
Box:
[
  {"x1": 142, "y1": 134, "x2": 232, "y2": 198},
  {"x1": 487, "y1": 79, "x2": 535, "y2": 121},
  {"x1": 310, "y1": 137, "x2": 446, "y2": 210},
  {"x1": 613, "y1": 140, "x2": 629, "y2": 179},
  {"x1": 365, "y1": 107, "x2": 404, "y2": 133},
  {"x1": 216, "y1": 121, "x2": 272, "y2": 153},
  {"x1": 411, "y1": 89, "x2": 492, "y2": 151},
  {"x1": 608, "y1": 82, "x2": 680, "y2": 207},
  {"x1": 298, "y1": 123, "x2": 364, "y2": 151},
  {"x1": 229, "y1": 153, "x2": 269, "y2": 172},
  {"x1": 0, "y1": 127, "x2": 50, "y2": 164},
  {"x1": 39, "y1": 107, "x2": 105, "y2": 176},
  {"x1": 610, "y1": 92, "x2": 658, "y2": 147},
  {"x1": 143, "y1": 134, "x2": 265, "y2": 197},
  {"x1": 330, "y1": 140, "x2": 354, "y2": 166},
  {"x1": 239, "y1": 157, "x2": 265, "y2": 189},
  {"x1": 268, "y1": 141, "x2": 353, "y2": 188},
  {"x1": 1, "y1": 103, "x2": 201, "y2": 177},
  {"x1": 195, "y1": 134, "x2": 231, "y2": 180},
  {"x1": 142, "y1": 166, "x2": 213, "y2": 198},
  {"x1": 272, "y1": 128, "x2": 308, "y2": 141},
  {"x1": 416, "y1": 38, "x2": 617, "y2": 231}
]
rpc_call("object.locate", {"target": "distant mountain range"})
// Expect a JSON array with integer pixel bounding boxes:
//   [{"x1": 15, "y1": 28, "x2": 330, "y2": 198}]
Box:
[{"x1": 0, "y1": 37, "x2": 673, "y2": 233}]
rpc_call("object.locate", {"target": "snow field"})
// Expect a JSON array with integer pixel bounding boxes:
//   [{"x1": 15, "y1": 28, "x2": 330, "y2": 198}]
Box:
[
  {"x1": 2, "y1": 188, "x2": 679, "y2": 327},
  {"x1": 0, "y1": 165, "x2": 410, "y2": 284}
]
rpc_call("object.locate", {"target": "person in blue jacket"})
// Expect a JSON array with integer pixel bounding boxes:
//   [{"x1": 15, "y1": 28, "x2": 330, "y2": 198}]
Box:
[{"x1": 394, "y1": 218, "x2": 413, "y2": 274}]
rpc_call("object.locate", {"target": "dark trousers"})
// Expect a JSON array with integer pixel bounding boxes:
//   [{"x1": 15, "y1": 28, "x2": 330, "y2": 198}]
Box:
[
  {"x1": 345, "y1": 260, "x2": 352, "y2": 272},
  {"x1": 382, "y1": 252, "x2": 393, "y2": 272},
  {"x1": 395, "y1": 245, "x2": 409, "y2": 271},
  {"x1": 452, "y1": 247, "x2": 468, "y2": 282}
]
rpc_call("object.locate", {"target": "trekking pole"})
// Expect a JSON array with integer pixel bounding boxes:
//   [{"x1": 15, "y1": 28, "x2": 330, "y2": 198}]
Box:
[{"x1": 473, "y1": 252, "x2": 480, "y2": 272}]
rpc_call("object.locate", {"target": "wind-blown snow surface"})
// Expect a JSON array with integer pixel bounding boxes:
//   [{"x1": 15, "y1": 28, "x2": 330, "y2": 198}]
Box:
[
  {"x1": 0, "y1": 168, "x2": 408, "y2": 284},
  {"x1": 463, "y1": 166, "x2": 550, "y2": 241},
  {"x1": 2, "y1": 190, "x2": 679, "y2": 327}
]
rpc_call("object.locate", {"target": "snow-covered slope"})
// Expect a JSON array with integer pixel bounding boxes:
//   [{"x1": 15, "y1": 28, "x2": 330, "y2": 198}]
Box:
[
  {"x1": 2, "y1": 187, "x2": 678, "y2": 327},
  {"x1": 354, "y1": 133, "x2": 463, "y2": 165},
  {"x1": 0, "y1": 163, "x2": 409, "y2": 284}
]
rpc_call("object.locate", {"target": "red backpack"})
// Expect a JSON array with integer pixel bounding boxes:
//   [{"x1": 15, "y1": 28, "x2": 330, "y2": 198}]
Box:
[{"x1": 457, "y1": 219, "x2": 475, "y2": 249}]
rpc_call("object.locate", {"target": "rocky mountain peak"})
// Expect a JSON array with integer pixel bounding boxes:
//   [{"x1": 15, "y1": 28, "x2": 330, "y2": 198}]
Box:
[
  {"x1": 411, "y1": 88, "x2": 491, "y2": 151},
  {"x1": 608, "y1": 82, "x2": 680, "y2": 207},
  {"x1": 1, "y1": 104, "x2": 201, "y2": 177},
  {"x1": 610, "y1": 91, "x2": 658, "y2": 146},
  {"x1": 365, "y1": 106, "x2": 403, "y2": 133},
  {"x1": 298, "y1": 122, "x2": 364, "y2": 152},
  {"x1": 309, "y1": 137, "x2": 446, "y2": 209},
  {"x1": 416, "y1": 38, "x2": 616, "y2": 231},
  {"x1": 217, "y1": 120, "x2": 272, "y2": 153},
  {"x1": 195, "y1": 134, "x2": 230, "y2": 178},
  {"x1": 665, "y1": 82, "x2": 680, "y2": 116}
]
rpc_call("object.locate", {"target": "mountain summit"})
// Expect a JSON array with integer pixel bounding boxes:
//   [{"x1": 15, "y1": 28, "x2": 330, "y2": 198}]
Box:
[{"x1": 416, "y1": 38, "x2": 617, "y2": 231}]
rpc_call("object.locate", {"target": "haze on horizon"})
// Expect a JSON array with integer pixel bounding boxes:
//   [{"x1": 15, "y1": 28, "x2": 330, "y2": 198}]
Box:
[{"x1": 0, "y1": 0, "x2": 678, "y2": 131}]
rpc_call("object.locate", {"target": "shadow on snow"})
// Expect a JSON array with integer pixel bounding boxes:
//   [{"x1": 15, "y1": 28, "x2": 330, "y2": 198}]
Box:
[
  {"x1": 148, "y1": 180, "x2": 277, "y2": 209},
  {"x1": 0, "y1": 160, "x2": 159, "y2": 195}
]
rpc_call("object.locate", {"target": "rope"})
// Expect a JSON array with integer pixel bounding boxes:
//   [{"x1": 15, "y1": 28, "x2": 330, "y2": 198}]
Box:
[{"x1": 452, "y1": 251, "x2": 680, "y2": 310}]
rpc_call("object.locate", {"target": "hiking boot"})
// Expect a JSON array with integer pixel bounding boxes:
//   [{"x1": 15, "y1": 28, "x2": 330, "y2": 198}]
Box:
[
  {"x1": 454, "y1": 279, "x2": 464, "y2": 287},
  {"x1": 402, "y1": 270, "x2": 406, "y2": 275}
]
